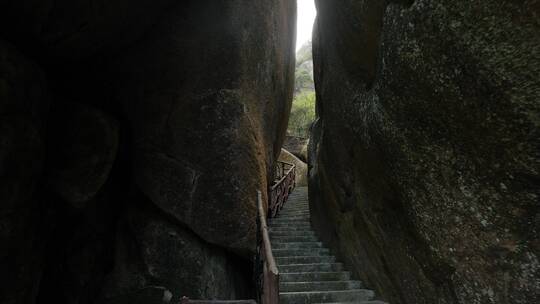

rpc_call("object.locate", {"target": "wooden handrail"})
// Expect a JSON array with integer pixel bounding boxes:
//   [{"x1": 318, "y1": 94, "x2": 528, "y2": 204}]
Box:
[
  {"x1": 257, "y1": 191, "x2": 279, "y2": 275},
  {"x1": 278, "y1": 161, "x2": 295, "y2": 167},
  {"x1": 181, "y1": 161, "x2": 295, "y2": 304},
  {"x1": 271, "y1": 162, "x2": 295, "y2": 190},
  {"x1": 254, "y1": 161, "x2": 297, "y2": 304},
  {"x1": 255, "y1": 191, "x2": 280, "y2": 304},
  {"x1": 268, "y1": 161, "x2": 296, "y2": 218}
]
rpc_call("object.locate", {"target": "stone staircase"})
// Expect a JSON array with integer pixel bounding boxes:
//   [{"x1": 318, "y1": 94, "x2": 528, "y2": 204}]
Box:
[{"x1": 269, "y1": 187, "x2": 387, "y2": 304}]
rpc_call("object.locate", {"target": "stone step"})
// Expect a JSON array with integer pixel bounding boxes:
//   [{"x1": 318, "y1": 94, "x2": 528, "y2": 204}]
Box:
[
  {"x1": 276, "y1": 256, "x2": 336, "y2": 265},
  {"x1": 268, "y1": 217, "x2": 311, "y2": 225},
  {"x1": 312, "y1": 302, "x2": 388, "y2": 304},
  {"x1": 271, "y1": 229, "x2": 311, "y2": 234},
  {"x1": 275, "y1": 187, "x2": 383, "y2": 304},
  {"x1": 272, "y1": 215, "x2": 310, "y2": 219},
  {"x1": 270, "y1": 224, "x2": 311, "y2": 228},
  {"x1": 281, "y1": 205, "x2": 309, "y2": 209},
  {"x1": 270, "y1": 224, "x2": 312, "y2": 229},
  {"x1": 279, "y1": 289, "x2": 375, "y2": 304},
  {"x1": 279, "y1": 209, "x2": 309, "y2": 214},
  {"x1": 270, "y1": 231, "x2": 314, "y2": 237},
  {"x1": 272, "y1": 220, "x2": 311, "y2": 225},
  {"x1": 276, "y1": 215, "x2": 310, "y2": 220},
  {"x1": 280, "y1": 280, "x2": 362, "y2": 292},
  {"x1": 270, "y1": 227, "x2": 313, "y2": 232},
  {"x1": 279, "y1": 211, "x2": 309, "y2": 215},
  {"x1": 279, "y1": 263, "x2": 343, "y2": 273},
  {"x1": 282, "y1": 204, "x2": 309, "y2": 208},
  {"x1": 272, "y1": 248, "x2": 330, "y2": 257},
  {"x1": 271, "y1": 217, "x2": 310, "y2": 222},
  {"x1": 270, "y1": 231, "x2": 316, "y2": 237},
  {"x1": 270, "y1": 222, "x2": 310, "y2": 227},
  {"x1": 281, "y1": 271, "x2": 351, "y2": 282},
  {"x1": 276, "y1": 214, "x2": 310, "y2": 222},
  {"x1": 271, "y1": 235, "x2": 319, "y2": 243},
  {"x1": 272, "y1": 242, "x2": 323, "y2": 250},
  {"x1": 270, "y1": 221, "x2": 311, "y2": 226}
]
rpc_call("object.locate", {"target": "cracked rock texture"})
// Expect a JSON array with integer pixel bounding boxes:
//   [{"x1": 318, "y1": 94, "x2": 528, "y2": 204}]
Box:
[
  {"x1": 309, "y1": 1, "x2": 539, "y2": 304},
  {"x1": 0, "y1": 1, "x2": 296, "y2": 303}
]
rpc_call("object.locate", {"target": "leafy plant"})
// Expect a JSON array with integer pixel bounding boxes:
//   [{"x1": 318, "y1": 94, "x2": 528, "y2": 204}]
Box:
[
  {"x1": 288, "y1": 40, "x2": 316, "y2": 138},
  {"x1": 288, "y1": 91, "x2": 316, "y2": 137}
]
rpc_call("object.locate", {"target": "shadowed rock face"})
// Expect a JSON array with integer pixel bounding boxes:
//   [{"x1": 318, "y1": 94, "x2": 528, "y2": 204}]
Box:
[
  {"x1": 0, "y1": 40, "x2": 49, "y2": 304},
  {"x1": 0, "y1": 1, "x2": 296, "y2": 303},
  {"x1": 47, "y1": 102, "x2": 119, "y2": 208},
  {"x1": 284, "y1": 135, "x2": 309, "y2": 163},
  {"x1": 110, "y1": 1, "x2": 296, "y2": 255},
  {"x1": 279, "y1": 148, "x2": 308, "y2": 187},
  {"x1": 310, "y1": 1, "x2": 539, "y2": 304}
]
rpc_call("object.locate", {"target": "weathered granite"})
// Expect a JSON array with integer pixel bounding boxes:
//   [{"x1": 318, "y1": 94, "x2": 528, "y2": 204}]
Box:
[
  {"x1": 310, "y1": 1, "x2": 540, "y2": 303},
  {"x1": 283, "y1": 135, "x2": 309, "y2": 162},
  {"x1": 279, "y1": 148, "x2": 308, "y2": 187},
  {"x1": 100, "y1": 202, "x2": 250, "y2": 301},
  {"x1": 46, "y1": 102, "x2": 119, "y2": 207},
  {"x1": 0, "y1": 39, "x2": 49, "y2": 304},
  {"x1": 0, "y1": 0, "x2": 296, "y2": 303}
]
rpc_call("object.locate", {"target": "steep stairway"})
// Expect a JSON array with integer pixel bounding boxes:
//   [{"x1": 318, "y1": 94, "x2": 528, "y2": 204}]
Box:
[{"x1": 269, "y1": 187, "x2": 387, "y2": 304}]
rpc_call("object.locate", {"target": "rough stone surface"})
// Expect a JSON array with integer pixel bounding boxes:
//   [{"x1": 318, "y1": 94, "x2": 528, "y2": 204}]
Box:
[
  {"x1": 110, "y1": 0, "x2": 296, "y2": 256},
  {"x1": 100, "y1": 202, "x2": 250, "y2": 301},
  {"x1": 0, "y1": 0, "x2": 176, "y2": 61},
  {"x1": 279, "y1": 148, "x2": 308, "y2": 187},
  {"x1": 284, "y1": 135, "x2": 309, "y2": 162},
  {"x1": 0, "y1": 1, "x2": 296, "y2": 303},
  {"x1": 310, "y1": 1, "x2": 540, "y2": 304},
  {"x1": 47, "y1": 102, "x2": 119, "y2": 207},
  {"x1": 100, "y1": 286, "x2": 172, "y2": 304},
  {"x1": 0, "y1": 40, "x2": 49, "y2": 304}
]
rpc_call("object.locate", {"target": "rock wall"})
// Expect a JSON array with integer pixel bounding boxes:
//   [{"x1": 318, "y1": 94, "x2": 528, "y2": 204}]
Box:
[
  {"x1": 0, "y1": 1, "x2": 296, "y2": 304},
  {"x1": 284, "y1": 135, "x2": 309, "y2": 162},
  {"x1": 279, "y1": 149, "x2": 308, "y2": 187},
  {"x1": 309, "y1": 1, "x2": 539, "y2": 304}
]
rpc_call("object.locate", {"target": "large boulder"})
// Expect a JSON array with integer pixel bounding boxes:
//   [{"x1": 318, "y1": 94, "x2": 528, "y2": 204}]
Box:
[
  {"x1": 0, "y1": 0, "x2": 296, "y2": 303},
  {"x1": 283, "y1": 135, "x2": 309, "y2": 162},
  {"x1": 100, "y1": 202, "x2": 249, "y2": 301},
  {"x1": 310, "y1": 1, "x2": 540, "y2": 304},
  {"x1": 109, "y1": 0, "x2": 296, "y2": 255},
  {"x1": 0, "y1": 40, "x2": 49, "y2": 304},
  {"x1": 46, "y1": 102, "x2": 119, "y2": 207},
  {"x1": 0, "y1": 0, "x2": 175, "y2": 61},
  {"x1": 279, "y1": 148, "x2": 308, "y2": 187}
]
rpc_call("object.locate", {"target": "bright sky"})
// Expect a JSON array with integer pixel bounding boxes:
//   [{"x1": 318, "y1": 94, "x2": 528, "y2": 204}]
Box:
[{"x1": 296, "y1": 0, "x2": 317, "y2": 51}]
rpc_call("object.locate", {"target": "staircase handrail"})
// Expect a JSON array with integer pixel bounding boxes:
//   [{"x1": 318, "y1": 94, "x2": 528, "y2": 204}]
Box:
[
  {"x1": 255, "y1": 190, "x2": 279, "y2": 304},
  {"x1": 254, "y1": 160, "x2": 297, "y2": 304},
  {"x1": 268, "y1": 161, "x2": 296, "y2": 218}
]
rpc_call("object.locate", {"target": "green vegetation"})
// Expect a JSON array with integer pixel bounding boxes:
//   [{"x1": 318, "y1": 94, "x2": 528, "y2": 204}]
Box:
[
  {"x1": 288, "y1": 41, "x2": 315, "y2": 138},
  {"x1": 288, "y1": 91, "x2": 316, "y2": 137}
]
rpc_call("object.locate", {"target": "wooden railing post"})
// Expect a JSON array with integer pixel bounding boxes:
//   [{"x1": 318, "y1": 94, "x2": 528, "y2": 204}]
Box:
[{"x1": 255, "y1": 191, "x2": 279, "y2": 304}]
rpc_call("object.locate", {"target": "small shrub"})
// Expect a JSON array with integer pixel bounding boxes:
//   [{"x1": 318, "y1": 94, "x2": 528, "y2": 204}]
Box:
[{"x1": 288, "y1": 91, "x2": 315, "y2": 137}]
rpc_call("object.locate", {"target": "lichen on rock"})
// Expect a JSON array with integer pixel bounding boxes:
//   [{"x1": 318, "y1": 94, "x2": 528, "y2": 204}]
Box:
[{"x1": 310, "y1": 0, "x2": 540, "y2": 303}]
